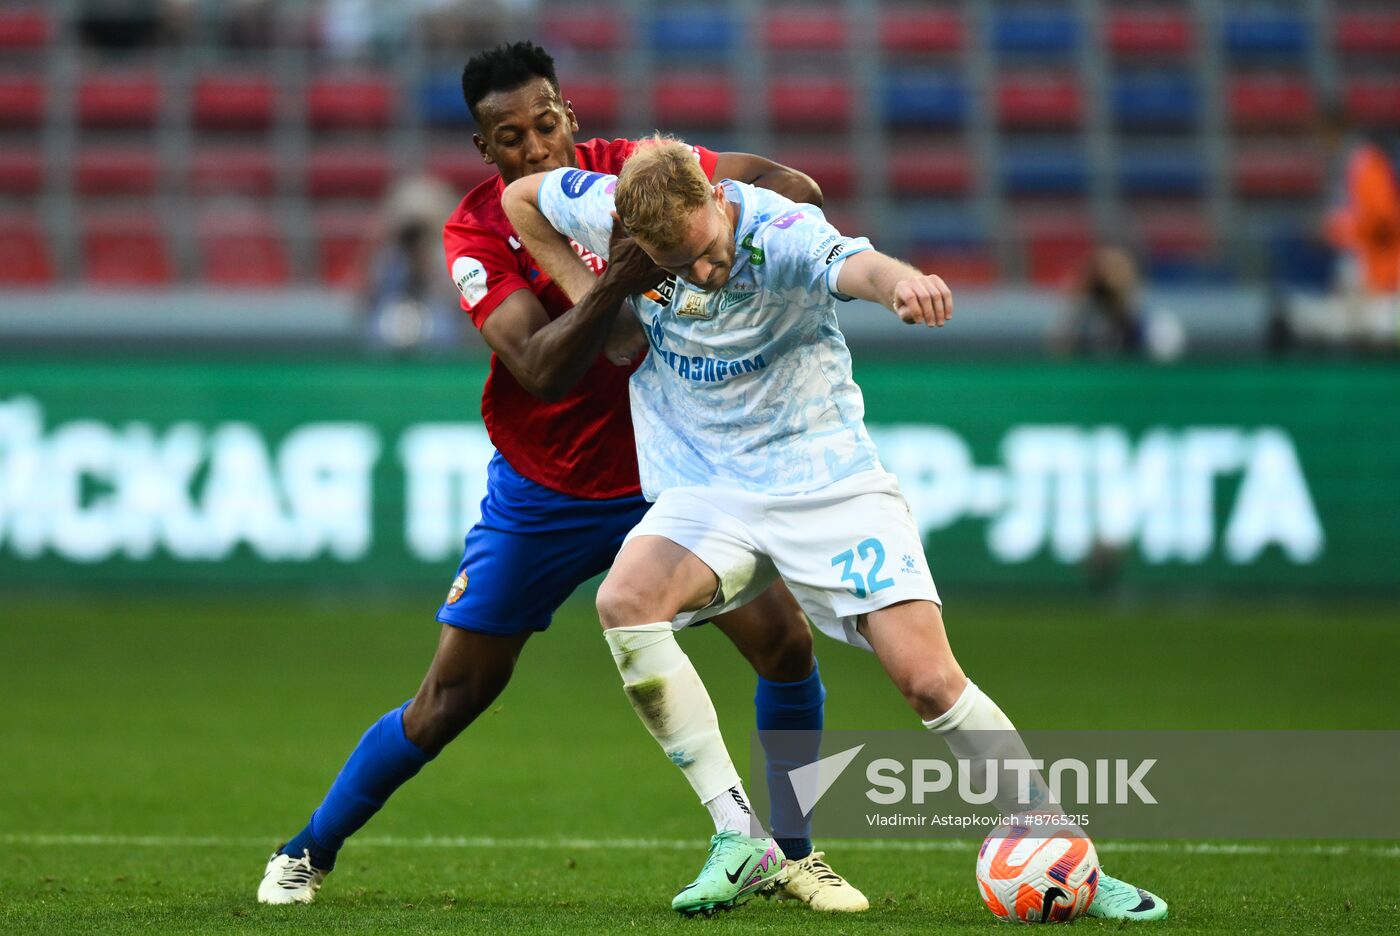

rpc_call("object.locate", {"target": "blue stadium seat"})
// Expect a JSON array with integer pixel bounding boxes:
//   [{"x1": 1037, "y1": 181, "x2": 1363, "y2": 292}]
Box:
[
  {"x1": 906, "y1": 212, "x2": 985, "y2": 250},
  {"x1": 1111, "y1": 73, "x2": 1199, "y2": 128},
  {"x1": 1268, "y1": 229, "x2": 1333, "y2": 290},
  {"x1": 420, "y1": 75, "x2": 467, "y2": 126},
  {"x1": 1002, "y1": 146, "x2": 1089, "y2": 195},
  {"x1": 646, "y1": 10, "x2": 735, "y2": 54},
  {"x1": 1119, "y1": 149, "x2": 1205, "y2": 196},
  {"x1": 1223, "y1": 13, "x2": 1308, "y2": 56},
  {"x1": 1146, "y1": 257, "x2": 1235, "y2": 287},
  {"x1": 880, "y1": 73, "x2": 968, "y2": 127},
  {"x1": 993, "y1": 9, "x2": 1079, "y2": 55}
]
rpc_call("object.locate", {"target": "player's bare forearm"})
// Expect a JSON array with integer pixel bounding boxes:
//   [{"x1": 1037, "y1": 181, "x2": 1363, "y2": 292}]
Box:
[
  {"x1": 836, "y1": 250, "x2": 953, "y2": 327},
  {"x1": 713, "y1": 153, "x2": 823, "y2": 207},
  {"x1": 502, "y1": 174, "x2": 599, "y2": 302}
]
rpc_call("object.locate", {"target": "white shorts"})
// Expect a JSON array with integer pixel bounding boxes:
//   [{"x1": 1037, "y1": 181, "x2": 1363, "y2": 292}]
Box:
[{"x1": 623, "y1": 470, "x2": 941, "y2": 651}]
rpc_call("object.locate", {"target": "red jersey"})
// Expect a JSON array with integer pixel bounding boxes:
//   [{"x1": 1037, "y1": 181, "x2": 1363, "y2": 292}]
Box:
[{"x1": 442, "y1": 137, "x2": 719, "y2": 499}]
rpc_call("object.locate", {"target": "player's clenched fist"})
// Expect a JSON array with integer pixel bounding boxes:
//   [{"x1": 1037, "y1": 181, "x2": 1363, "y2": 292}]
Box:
[{"x1": 891, "y1": 274, "x2": 953, "y2": 327}]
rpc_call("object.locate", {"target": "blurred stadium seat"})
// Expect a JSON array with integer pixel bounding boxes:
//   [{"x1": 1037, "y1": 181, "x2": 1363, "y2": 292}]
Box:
[
  {"x1": 1111, "y1": 72, "x2": 1199, "y2": 129},
  {"x1": 541, "y1": 6, "x2": 627, "y2": 50},
  {"x1": 1105, "y1": 8, "x2": 1192, "y2": 56},
  {"x1": 1334, "y1": 10, "x2": 1400, "y2": 54},
  {"x1": 769, "y1": 76, "x2": 854, "y2": 130},
  {"x1": 888, "y1": 149, "x2": 974, "y2": 196},
  {"x1": 1343, "y1": 76, "x2": 1400, "y2": 127},
  {"x1": 190, "y1": 146, "x2": 278, "y2": 197},
  {"x1": 776, "y1": 150, "x2": 855, "y2": 199},
  {"x1": 314, "y1": 209, "x2": 376, "y2": 288},
  {"x1": 0, "y1": 6, "x2": 49, "y2": 49},
  {"x1": 1223, "y1": 11, "x2": 1308, "y2": 56},
  {"x1": 1020, "y1": 214, "x2": 1094, "y2": 286},
  {"x1": 1234, "y1": 148, "x2": 1323, "y2": 197},
  {"x1": 881, "y1": 72, "x2": 967, "y2": 127},
  {"x1": 0, "y1": 148, "x2": 42, "y2": 196},
  {"x1": 420, "y1": 74, "x2": 468, "y2": 126},
  {"x1": 1119, "y1": 147, "x2": 1206, "y2": 197},
  {"x1": 1002, "y1": 146, "x2": 1089, "y2": 196},
  {"x1": 77, "y1": 71, "x2": 162, "y2": 130},
  {"x1": 81, "y1": 214, "x2": 173, "y2": 286},
  {"x1": 75, "y1": 148, "x2": 160, "y2": 197},
  {"x1": 307, "y1": 148, "x2": 393, "y2": 200},
  {"x1": 427, "y1": 149, "x2": 496, "y2": 194},
  {"x1": 193, "y1": 73, "x2": 277, "y2": 131},
  {"x1": 646, "y1": 10, "x2": 735, "y2": 54},
  {"x1": 654, "y1": 74, "x2": 735, "y2": 127},
  {"x1": 0, "y1": 75, "x2": 44, "y2": 129},
  {"x1": 1227, "y1": 74, "x2": 1315, "y2": 130},
  {"x1": 558, "y1": 77, "x2": 621, "y2": 127},
  {"x1": 994, "y1": 9, "x2": 1079, "y2": 55},
  {"x1": 997, "y1": 73, "x2": 1083, "y2": 128},
  {"x1": 307, "y1": 73, "x2": 396, "y2": 131},
  {"x1": 878, "y1": 8, "x2": 964, "y2": 53},
  {"x1": 0, "y1": 216, "x2": 52, "y2": 285},
  {"x1": 199, "y1": 213, "x2": 291, "y2": 287},
  {"x1": 763, "y1": 7, "x2": 847, "y2": 51}
]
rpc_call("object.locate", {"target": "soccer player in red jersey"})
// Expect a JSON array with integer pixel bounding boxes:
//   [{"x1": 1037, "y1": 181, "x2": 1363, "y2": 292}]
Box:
[{"x1": 258, "y1": 41, "x2": 867, "y2": 913}]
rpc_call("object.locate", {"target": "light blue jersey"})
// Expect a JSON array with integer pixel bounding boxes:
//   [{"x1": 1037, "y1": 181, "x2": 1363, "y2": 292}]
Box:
[{"x1": 538, "y1": 168, "x2": 884, "y2": 499}]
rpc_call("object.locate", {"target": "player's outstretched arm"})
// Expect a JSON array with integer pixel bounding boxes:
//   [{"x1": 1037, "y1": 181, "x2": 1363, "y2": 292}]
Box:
[
  {"x1": 713, "y1": 153, "x2": 823, "y2": 207},
  {"x1": 480, "y1": 176, "x2": 654, "y2": 401},
  {"x1": 834, "y1": 250, "x2": 953, "y2": 327}
]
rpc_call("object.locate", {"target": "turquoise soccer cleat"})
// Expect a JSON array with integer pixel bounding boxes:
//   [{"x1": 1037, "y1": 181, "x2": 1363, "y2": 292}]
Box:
[
  {"x1": 1087, "y1": 870, "x2": 1169, "y2": 921},
  {"x1": 671, "y1": 831, "x2": 785, "y2": 916}
]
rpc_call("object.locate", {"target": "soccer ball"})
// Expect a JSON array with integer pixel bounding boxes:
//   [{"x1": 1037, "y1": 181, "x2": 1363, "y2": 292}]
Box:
[{"x1": 975, "y1": 823, "x2": 1099, "y2": 924}]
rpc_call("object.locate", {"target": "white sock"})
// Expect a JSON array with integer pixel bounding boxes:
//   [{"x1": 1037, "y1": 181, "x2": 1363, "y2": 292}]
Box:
[
  {"x1": 604, "y1": 622, "x2": 742, "y2": 807},
  {"x1": 923, "y1": 679, "x2": 1051, "y2": 815},
  {"x1": 703, "y1": 783, "x2": 759, "y2": 835}
]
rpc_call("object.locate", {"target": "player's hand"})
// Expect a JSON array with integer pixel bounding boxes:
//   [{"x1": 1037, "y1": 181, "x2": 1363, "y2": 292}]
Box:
[
  {"x1": 603, "y1": 215, "x2": 667, "y2": 295},
  {"x1": 891, "y1": 274, "x2": 953, "y2": 327}
]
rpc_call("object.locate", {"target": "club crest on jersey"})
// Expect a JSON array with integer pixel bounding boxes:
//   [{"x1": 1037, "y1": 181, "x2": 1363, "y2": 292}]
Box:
[
  {"x1": 676, "y1": 291, "x2": 711, "y2": 319},
  {"x1": 445, "y1": 572, "x2": 469, "y2": 605},
  {"x1": 716, "y1": 285, "x2": 757, "y2": 314}
]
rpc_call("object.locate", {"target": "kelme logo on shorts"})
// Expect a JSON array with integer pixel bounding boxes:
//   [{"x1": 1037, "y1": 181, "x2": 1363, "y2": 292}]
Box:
[{"x1": 446, "y1": 572, "x2": 468, "y2": 604}]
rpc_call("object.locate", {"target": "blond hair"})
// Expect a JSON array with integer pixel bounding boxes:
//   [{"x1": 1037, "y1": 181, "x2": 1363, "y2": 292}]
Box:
[{"x1": 615, "y1": 136, "x2": 713, "y2": 251}]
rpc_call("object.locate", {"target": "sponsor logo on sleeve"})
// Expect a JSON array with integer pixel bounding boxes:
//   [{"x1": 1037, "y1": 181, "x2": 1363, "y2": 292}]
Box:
[
  {"x1": 824, "y1": 242, "x2": 849, "y2": 265},
  {"x1": 559, "y1": 169, "x2": 604, "y2": 199},
  {"x1": 643, "y1": 275, "x2": 678, "y2": 306},
  {"x1": 771, "y1": 211, "x2": 805, "y2": 230},
  {"x1": 451, "y1": 256, "x2": 489, "y2": 307}
]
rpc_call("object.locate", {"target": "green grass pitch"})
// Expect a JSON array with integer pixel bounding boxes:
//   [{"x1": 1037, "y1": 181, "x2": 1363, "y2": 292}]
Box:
[{"x1": 1, "y1": 589, "x2": 1396, "y2": 934}]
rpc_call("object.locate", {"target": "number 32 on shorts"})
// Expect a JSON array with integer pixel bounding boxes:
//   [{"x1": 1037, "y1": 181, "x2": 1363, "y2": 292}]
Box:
[{"x1": 830, "y1": 538, "x2": 896, "y2": 599}]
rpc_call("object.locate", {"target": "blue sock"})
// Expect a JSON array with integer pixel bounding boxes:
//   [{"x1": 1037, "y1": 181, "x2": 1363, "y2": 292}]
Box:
[
  {"x1": 754, "y1": 661, "x2": 825, "y2": 861},
  {"x1": 281, "y1": 701, "x2": 432, "y2": 870}
]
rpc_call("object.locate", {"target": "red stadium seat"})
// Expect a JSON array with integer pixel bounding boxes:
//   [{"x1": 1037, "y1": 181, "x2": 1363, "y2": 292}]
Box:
[
  {"x1": 193, "y1": 73, "x2": 277, "y2": 131},
  {"x1": 0, "y1": 7, "x2": 50, "y2": 49},
  {"x1": 1335, "y1": 12, "x2": 1400, "y2": 54},
  {"x1": 0, "y1": 148, "x2": 43, "y2": 195},
  {"x1": 878, "y1": 9, "x2": 963, "y2": 53},
  {"x1": 75, "y1": 148, "x2": 160, "y2": 196},
  {"x1": 998, "y1": 74, "x2": 1083, "y2": 128},
  {"x1": 910, "y1": 246, "x2": 998, "y2": 285},
  {"x1": 199, "y1": 213, "x2": 290, "y2": 287},
  {"x1": 558, "y1": 77, "x2": 621, "y2": 127},
  {"x1": 314, "y1": 209, "x2": 377, "y2": 288},
  {"x1": 888, "y1": 149, "x2": 973, "y2": 195},
  {"x1": 1227, "y1": 74, "x2": 1314, "y2": 129},
  {"x1": 426, "y1": 148, "x2": 496, "y2": 194},
  {"x1": 769, "y1": 77, "x2": 853, "y2": 130},
  {"x1": 81, "y1": 214, "x2": 173, "y2": 286},
  {"x1": 0, "y1": 216, "x2": 52, "y2": 285},
  {"x1": 77, "y1": 71, "x2": 162, "y2": 129},
  {"x1": 1019, "y1": 215, "x2": 1094, "y2": 287},
  {"x1": 542, "y1": 7, "x2": 626, "y2": 51},
  {"x1": 190, "y1": 146, "x2": 277, "y2": 197},
  {"x1": 776, "y1": 150, "x2": 855, "y2": 200},
  {"x1": 654, "y1": 75, "x2": 735, "y2": 127},
  {"x1": 1344, "y1": 77, "x2": 1400, "y2": 127},
  {"x1": 763, "y1": 8, "x2": 848, "y2": 51},
  {"x1": 1135, "y1": 211, "x2": 1212, "y2": 258},
  {"x1": 1234, "y1": 149, "x2": 1322, "y2": 197},
  {"x1": 0, "y1": 76, "x2": 43, "y2": 129},
  {"x1": 1105, "y1": 9, "x2": 1192, "y2": 56},
  {"x1": 307, "y1": 72, "x2": 396, "y2": 131},
  {"x1": 306, "y1": 148, "x2": 393, "y2": 199}
]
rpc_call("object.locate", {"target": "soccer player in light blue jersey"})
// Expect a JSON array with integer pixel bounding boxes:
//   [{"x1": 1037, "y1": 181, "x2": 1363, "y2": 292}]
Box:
[{"x1": 502, "y1": 138, "x2": 1168, "y2": 921}]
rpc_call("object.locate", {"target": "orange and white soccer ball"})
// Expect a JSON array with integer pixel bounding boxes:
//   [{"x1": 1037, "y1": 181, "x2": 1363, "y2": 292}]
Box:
[{"x1": 975, "y1": 824, "x2": 1099, "y2": 924}]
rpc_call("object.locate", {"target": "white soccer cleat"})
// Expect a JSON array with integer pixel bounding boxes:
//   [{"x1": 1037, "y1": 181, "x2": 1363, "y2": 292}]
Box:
[
  {"x1": 771, "y1": 851, "x2": 869, "y2": 912},
  {"x1": 257, "y1": 848, "x2": 329, "y2": 905}
]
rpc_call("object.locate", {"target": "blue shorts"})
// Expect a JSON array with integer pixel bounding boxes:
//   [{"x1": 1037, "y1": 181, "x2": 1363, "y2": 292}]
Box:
[{"x1": 435, "y1": 452, "x2": 651, "y2": 635}]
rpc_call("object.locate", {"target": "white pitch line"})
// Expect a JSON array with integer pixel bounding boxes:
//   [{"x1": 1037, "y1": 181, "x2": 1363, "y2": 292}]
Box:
[{"x1": 1, "y1": 832, "x2": 1396, "y2": 858}]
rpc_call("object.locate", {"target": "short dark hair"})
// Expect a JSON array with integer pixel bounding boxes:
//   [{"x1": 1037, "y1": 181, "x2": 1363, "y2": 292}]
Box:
[{"x1": 461, "y1": 41, "x2": 559, "y2": 123}]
